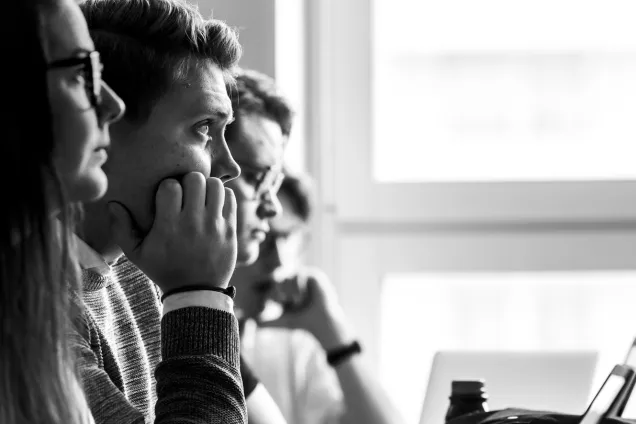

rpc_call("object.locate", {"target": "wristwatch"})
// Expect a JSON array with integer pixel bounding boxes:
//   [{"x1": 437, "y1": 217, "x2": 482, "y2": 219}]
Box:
[{"x1": 326, "y1": 340, "x2": 362, "y2": 367}]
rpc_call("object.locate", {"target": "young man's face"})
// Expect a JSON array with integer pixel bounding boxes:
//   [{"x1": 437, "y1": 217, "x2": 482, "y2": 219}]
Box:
[
  {"x1": 101, "y1": 61, "x2": 240, "y2": 234},
  {"x1": 226, "y1": 113, "x2": 285, "y2": 266},
  {"x1": 232, "y1": 192, "x2": 307, "y2": 320}
]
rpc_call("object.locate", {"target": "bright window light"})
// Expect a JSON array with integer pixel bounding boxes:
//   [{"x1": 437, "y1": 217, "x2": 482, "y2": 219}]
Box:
[{"x1": 373, "y1": 1, "x2": 636, "y2": 182}]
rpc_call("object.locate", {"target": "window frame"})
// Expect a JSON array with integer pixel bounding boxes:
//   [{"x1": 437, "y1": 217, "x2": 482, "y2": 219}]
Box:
[{"x1": 309, "y1": 0, "x2": 636, "y2": 225}]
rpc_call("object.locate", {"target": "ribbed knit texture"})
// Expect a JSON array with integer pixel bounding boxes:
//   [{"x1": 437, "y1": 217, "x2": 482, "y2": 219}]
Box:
[{"x1": 71, "y1": 255, "x2": 247, "y2": 424}]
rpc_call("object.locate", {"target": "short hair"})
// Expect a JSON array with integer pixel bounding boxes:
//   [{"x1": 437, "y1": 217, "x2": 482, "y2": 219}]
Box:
[
  {"x1": 81, "y1": 0, "x2": 242, "y2": 122},
  {"x1": 225, "y1": 69, "x2": 294, "y2": 141},
  {"x1": 278, "y1": 168, "x2": 313, "y2": 223}
]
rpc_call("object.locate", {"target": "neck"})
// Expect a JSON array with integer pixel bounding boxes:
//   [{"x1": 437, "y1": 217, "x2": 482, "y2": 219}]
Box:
[{"x1": 79, "y1": 200, "x2": 122, "y2": 264}]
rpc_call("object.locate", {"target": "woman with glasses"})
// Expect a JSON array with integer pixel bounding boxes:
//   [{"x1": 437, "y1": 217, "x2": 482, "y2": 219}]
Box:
[{"x1": 0, "y1": 0, "x2": 124, "y2": 422}]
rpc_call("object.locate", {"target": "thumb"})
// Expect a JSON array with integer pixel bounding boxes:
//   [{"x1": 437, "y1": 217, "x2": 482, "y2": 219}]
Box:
[{"x1": 107, "y1": 202, "x2": 140, "y2": 256}]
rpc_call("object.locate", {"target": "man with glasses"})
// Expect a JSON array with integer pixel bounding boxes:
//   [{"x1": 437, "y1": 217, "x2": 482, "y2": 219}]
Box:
[
  {"x1": 221, "y1": 69, "x2": 297, "y2": 424},
  {"x1": 224, "y1": 69, "x2": 290, "y2": 269},
  {"x1": 233, "y1": 170, "x2": 406, "y2": 424}
]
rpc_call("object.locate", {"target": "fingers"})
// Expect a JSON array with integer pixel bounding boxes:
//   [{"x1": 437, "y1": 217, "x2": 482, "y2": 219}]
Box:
[
  {"x1": 154, "y1": 179, "x2": 182, "y2": 229},
  {"x1": 205, "y1": 177, "x2": 224, "y2": 217},
  {"x1": 222, "y1": 187, "x2": 237, "y2": 224},
  {"x1": 181, "y1": 172, "x2": 206, "y2": 214}
]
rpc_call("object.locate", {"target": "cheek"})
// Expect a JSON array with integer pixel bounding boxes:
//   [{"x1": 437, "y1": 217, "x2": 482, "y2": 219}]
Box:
[
  {"x1": 107, "y1": 140, "x2": 213, "y2": 232},
  {"x1": 50, "y1": 99, "x2": 100, "y2": 193},
  {"x1": 50, "y1": 83, "x2": 95, "y2": 159}
]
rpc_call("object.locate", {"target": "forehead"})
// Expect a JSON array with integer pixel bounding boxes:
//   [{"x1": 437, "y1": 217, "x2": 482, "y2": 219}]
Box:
[
  {"x1": 158, "y1": 61, "x2": 232, "y2": 122},
  {"x1": 43, "y1": 0, "x2": 94, "y2": 61},
  {"x1": 230, "y1": 113, "x2": 286, "y2": 167}
]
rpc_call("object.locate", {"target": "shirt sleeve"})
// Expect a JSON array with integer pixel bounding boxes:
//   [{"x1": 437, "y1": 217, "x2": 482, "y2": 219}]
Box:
[
  {"x1": 295, "y1": 332, "x2": 345, "y2": 424},
  {"x1": 162, "y1": 290, "x2": 234, "y2": 315}
]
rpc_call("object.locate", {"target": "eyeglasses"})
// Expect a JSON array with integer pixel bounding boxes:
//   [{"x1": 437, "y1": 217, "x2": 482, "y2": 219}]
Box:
[
  {"x1": 47, "y1": 51, "x2": 103, "y2": 110},
  {"x1": 236, "y1": 161, "x2": 284, "y2": 200}
]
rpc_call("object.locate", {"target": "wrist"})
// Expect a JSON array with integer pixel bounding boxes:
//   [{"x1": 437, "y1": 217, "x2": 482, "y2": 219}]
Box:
[
  {"x1": 313, "y1": 308, "x2": 356, "y2": 351},
  {"x1": 326, "y1": 340, "x2": 362, "y2": 367},
  {"x1": 160, "y1": 285, "x2": 236, "y2": 303}
]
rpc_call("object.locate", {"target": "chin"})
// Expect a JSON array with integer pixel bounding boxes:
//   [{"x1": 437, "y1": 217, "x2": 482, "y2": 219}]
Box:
[
  {"x1": 67, "y1": 172, "x2": 109, "y2": 203},
  {"x1": 236, "y1": 240, "x2": 260, "y2": 267}
]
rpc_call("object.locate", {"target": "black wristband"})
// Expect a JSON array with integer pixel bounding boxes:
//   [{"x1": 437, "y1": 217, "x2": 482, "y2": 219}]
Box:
[
  {"x1": 326, "y1": 340, "x2": 362, "y2": 367},
  {"x1": 160, "y1": 285, "x2": 237, "y2": 303}
]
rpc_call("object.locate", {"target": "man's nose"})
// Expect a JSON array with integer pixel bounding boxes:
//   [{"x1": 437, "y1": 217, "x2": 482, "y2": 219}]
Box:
[{"x1": 213, "y1": 139, "x2": 241, "y2": 183}]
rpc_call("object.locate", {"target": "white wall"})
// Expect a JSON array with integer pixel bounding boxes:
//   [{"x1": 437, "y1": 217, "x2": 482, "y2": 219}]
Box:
[{"x1": 197, "y1": 0, "x2": 277, "y2": 77}]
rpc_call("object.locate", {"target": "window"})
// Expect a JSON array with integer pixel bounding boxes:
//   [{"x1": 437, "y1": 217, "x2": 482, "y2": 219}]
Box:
[
  {"x1": 373, "y1": 0, "x2": 636, "y2": 183},
  {"x1": 305, "y1": 3, "x2": 636, "y2": 424}
]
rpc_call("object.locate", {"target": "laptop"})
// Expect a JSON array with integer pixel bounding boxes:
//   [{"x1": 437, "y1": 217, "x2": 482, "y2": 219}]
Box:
[{"x1": 418, "y1": 351, "x2": 599, "y2": 424}]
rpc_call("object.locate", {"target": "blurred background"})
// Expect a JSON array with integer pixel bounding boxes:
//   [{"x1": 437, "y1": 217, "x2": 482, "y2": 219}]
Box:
[{"x1": 201, "y1": 0, "x2": 636, "y2": 422}]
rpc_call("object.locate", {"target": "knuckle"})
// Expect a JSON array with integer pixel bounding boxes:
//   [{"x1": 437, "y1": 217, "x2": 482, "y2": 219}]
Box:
[{"x1": 182, "y1": 218, "x2": 200, "y2": 235}]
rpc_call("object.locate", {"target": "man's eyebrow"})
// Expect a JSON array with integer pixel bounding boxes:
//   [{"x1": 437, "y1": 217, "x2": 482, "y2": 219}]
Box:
[
  {"x1": 197, "y1": 91, "x2": 234, "y2": 123},
  {"x1": 208, "y1": 106, "x2": 234, "y2": 123}
]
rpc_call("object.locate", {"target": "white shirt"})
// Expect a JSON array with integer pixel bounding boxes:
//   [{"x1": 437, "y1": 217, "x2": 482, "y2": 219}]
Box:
[{"x1": 242, "y1": 320, "x2": 345, "y2": 424}]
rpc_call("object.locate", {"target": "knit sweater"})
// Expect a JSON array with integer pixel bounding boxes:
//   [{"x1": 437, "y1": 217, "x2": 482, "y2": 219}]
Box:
[{"x1": 70, "y1": 254, "x2": 246, "y2": 424}]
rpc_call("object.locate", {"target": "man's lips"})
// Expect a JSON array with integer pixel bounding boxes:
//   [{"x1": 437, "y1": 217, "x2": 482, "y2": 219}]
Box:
[
  {"x1": 95, "y1": 137, "x2": 111, "y2": 152},
  {"x1": 250, "y1": 226, "x2": 270, "y2": 242}
]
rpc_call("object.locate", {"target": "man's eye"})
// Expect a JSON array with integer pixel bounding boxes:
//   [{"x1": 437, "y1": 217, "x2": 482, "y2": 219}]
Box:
[
  {"x1": 71, "y1": 69, "x2": 86, "y2": 84},
  {"x1": 243, "y1": 171, "x2": 261, "y2": 185},
  {"x1": 196, "y1": 124, "x2": 210, "y2": 137}
]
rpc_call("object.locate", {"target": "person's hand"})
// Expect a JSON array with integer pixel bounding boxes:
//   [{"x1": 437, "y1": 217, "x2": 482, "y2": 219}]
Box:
[
  {"x1": 260, "y1": 267, "x2": 355, "y2": 350},
  {"x1": 107, "y1": 172, "x2": 237, "y2": 293}
]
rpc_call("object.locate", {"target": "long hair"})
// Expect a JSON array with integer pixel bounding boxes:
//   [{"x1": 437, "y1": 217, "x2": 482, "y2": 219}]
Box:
[{"x1": 0, "y1": 1, "x2": 87, "y2": 423}]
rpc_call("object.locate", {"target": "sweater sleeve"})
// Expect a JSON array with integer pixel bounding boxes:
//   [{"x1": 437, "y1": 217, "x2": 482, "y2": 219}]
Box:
[
  {"x1": 156, "y1": 306, "x2": 246, "y2": 423},
  {"x1": 71, "y1": 303, "x2": 247, "y2": 424}
]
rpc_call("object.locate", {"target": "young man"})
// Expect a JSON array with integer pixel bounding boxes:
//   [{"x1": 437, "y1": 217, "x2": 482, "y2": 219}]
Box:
[
  {"x1": 72, "y1": 0, "x2": 248, "y2": 422},
  {"x1": 232, "y1": 171, "x2": 406, "y2": 424},
  {"x1": 221, "y1": 69, "x2": 294, "y2": 424}
]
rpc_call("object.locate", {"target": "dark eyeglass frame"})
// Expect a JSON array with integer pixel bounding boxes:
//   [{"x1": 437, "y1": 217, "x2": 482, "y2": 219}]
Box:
[
  {"x1": 47, "y1": 51, "x2": 103, "y2": 109},
  {"x1": 236, "y1": 160, "x2": 284, "y2": 200}
]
